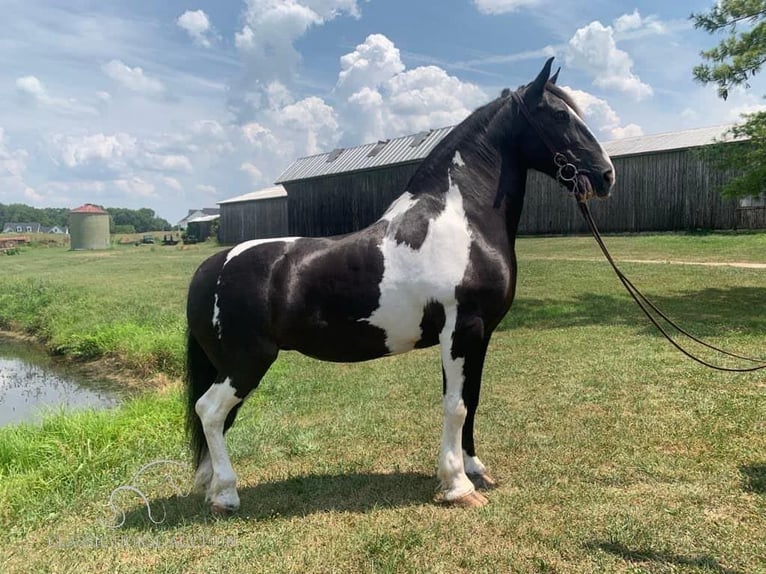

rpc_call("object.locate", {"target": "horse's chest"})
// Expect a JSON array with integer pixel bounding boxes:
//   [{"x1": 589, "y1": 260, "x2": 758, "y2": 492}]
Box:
[{"x1": 364, "y1": 184, "x2": 474, "y2": 354}]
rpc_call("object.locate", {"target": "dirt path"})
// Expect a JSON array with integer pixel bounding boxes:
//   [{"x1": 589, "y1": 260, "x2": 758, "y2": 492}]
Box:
[{"x1": 526, "y1": 257, "x2": 766, "y2": 269}]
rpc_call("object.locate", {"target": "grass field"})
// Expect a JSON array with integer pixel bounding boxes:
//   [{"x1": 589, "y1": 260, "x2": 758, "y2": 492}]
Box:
[{"x1": 0, "y1": 233, "x2": 765, "y2": 573}]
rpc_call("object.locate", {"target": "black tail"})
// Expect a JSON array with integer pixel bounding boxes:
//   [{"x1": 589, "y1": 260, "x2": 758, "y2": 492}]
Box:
[{"x1": 185, "y1": 329, "x2": 218, "y2": 468}]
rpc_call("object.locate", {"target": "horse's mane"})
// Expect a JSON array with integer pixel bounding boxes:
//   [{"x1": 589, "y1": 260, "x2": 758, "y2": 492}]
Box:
[{"x1": 408, "y1": 82, "x2": 573, "y2": 193}]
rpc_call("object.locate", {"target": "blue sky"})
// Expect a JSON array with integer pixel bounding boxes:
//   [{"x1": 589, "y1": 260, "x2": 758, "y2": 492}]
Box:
[{"x1": 2, "y1": 0, "x2": 765, "y2": 224}]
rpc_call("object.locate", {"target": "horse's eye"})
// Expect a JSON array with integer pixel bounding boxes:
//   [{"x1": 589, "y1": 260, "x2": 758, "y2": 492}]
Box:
[{"x1": 554, "y1": 110, "x2": 569, "y2": 122}]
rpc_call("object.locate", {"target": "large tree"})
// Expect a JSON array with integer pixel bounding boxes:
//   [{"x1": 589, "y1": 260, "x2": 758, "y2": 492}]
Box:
[{"x1": 692, "y1": 0, "x2": 766, "y2": 199}]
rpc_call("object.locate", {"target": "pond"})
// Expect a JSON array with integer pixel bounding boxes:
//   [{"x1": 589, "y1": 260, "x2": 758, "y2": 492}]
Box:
[{"x1": 0, "y1": 334, "x2": 121, "y2": 427}]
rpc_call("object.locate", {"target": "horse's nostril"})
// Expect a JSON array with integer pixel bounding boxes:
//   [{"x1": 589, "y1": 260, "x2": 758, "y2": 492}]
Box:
[{"x1": 604, "y1": 169, "x2": 615, "y2": 187}]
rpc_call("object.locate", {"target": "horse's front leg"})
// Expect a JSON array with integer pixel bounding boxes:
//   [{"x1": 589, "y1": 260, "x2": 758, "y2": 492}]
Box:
[{"x1": 436, "y1": 311, "x2": 489, "y2": 508}]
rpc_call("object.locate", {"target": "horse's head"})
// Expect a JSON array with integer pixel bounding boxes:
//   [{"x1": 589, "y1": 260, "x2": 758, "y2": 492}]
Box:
[{"x1": 495, "y1": 58, "x2": 615, "y2": 201}]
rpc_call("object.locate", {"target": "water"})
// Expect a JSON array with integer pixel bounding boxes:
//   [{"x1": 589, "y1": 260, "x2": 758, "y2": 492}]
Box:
[{"x1": 0, "y1": 335, "x2": 120, "y2": 427}]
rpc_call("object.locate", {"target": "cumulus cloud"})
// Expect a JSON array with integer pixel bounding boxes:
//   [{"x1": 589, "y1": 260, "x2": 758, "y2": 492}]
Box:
[
  {"x1": 336, "y1": 34, "x2": 405, "y2": 94},
  {"x1": 235, "y1": 0, "x2": 361, "y2": 87},
  {"x1": 613, "y1": 9, "x2": 666, "y2": 36},
  {"x1": 336, "y1": 35, "x2": 487, "y2": 142},
  {"x1": 0, "y1": 127, "x2": 36, "y2": 202},
  {"x1": 15, "y1": 75, "x2": 98, "y2": 115},
  {"x1": 115, "y1": 176, "x2": 157, "y2": 198},
  {"x1": 562, "y1": 86, "x2": 643, "y2": 139},
  {"x1": 473, "y1": 0, "x2": 544, "y2": 14},
  {"x1": 177, "y1": 10, "x2": 214, "y2": 47},
  {"x1": 566, "y1": 18, "x2": 653, "y2": 100},
  {"x1": 102, "y1": 60, "x2": 165, "y2": 96}
]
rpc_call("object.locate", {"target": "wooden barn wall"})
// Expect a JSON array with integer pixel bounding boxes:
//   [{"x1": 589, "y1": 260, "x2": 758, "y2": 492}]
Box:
[
  {"x1": 285, "y1": 164, "x2": 420, "y2": 236},
  {"x1": 520, "y1": 149, "x2": 740, "y2": 234},
  {"x1": 219, "y1": 197, "x2": 288, "y2": 244},
  {"x1": 282, "y1": 148, "x2": 745, "y2": 238}
]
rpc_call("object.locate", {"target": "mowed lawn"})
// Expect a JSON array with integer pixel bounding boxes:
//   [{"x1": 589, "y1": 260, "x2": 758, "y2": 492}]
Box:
[{"x1": 1, "y1": 233, "x2": 765, "y2": 573}]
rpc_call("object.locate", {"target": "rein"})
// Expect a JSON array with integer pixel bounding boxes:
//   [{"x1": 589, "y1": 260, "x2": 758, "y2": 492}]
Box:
[{"x1": 510, "y1": 89, "x2": 766, "y2": 373}]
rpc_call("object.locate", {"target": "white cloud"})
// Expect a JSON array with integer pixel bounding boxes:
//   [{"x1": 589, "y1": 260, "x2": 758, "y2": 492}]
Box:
[
  {"x1": 235, "y1": 0, "x2": 361, "y2": 87},
  {"x1": 177, "y1": 10, "x2": 214, "y2": 47},
  {"x1": 115, "y1": 176, "x2": 157, "y2": 198},
  {"x1": 562, "y1": 86, "x2": 643, "y2": 140},
  {"x1": 0, "y1": 127, "x2": 36, "y2": 202},
  {"x1": 566, "y1": 20, "x2": 653, "y2": 100},
  {"x1": 336, "y1": 34, "x2": 404, "y2": 94},
  {"x1": 196, "y1": 184, "x2": 218, "y2": 196},
  {"x1": 161, "y1": 176, "x2": 183, "y2": 191},
  {"x1": 240, "y1": 161, "x2": 263, "y2": 182},
  {"x1": 15, "y1": 75, "x2": 98, "y2": 115},
  {"x1": 336, "y1": 35, "x2": 486, "y2": 142},
  {"x1": 102, "y1": 60, "x2": 165, "y2": 96},
  {"x1": 53, "y1": 132, "x2": 138, "y2": 169},
  {"x1": 614, "y1": 9, "x2": 666, "y2": 36},
  {"x1": 473, "y1": 0, "x2": 544, "y2": 14}
]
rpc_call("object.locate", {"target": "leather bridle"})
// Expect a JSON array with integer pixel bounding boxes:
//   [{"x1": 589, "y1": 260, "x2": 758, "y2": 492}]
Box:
[{"x1": 507, "y1": 88, "x2": 766, "y2": 372}]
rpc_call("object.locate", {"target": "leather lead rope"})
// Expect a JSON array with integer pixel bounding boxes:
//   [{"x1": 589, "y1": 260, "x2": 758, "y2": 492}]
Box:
[{"x1": 576, "y1": 198, "x2": 766, "y2": 372}]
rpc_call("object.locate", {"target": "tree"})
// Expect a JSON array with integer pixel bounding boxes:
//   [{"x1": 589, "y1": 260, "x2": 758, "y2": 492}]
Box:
[{"x1": 692, "y1": 1, "x2": 766, "y2": 199}]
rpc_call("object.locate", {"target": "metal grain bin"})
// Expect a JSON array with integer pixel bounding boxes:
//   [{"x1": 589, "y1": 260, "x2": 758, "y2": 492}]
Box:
[{"x1": 69, "y1": 204, "x2": 110, "y2": 250}]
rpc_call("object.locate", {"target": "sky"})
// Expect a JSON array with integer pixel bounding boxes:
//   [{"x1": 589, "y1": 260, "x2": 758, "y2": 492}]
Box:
[{"x1": 2, "y1": 0, "x2": 766, "y2": 225}]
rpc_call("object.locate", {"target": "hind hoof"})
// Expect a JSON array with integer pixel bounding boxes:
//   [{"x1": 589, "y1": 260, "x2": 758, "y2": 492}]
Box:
[
  {"x1": 468, "y1": 472, "x2": 497, "y2": 491},
  {"x1": 447, "y1": 491, "x2": 489, "y2": 508}
]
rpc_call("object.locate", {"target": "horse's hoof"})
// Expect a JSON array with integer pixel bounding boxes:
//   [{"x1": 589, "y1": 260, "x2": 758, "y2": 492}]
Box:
[
  {"x1": 444, "y1": 491, "x2": 489, "y2": 508},
  {"x1": 210, "y1": 503, "x2": 238, "y2": 517},
  {"x1": 468, "y1": 472, "x2": 497, "y2": 491}
]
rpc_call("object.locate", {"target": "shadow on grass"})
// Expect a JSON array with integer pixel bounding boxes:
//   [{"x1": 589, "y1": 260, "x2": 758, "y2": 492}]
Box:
[
  {"x1": 586, "y1": 541, "x2": 743, "y2": 574},
  {"x1": 499, "y1": 287, "x2": 766, "y2": 338},
  {"x1": 117, "y1": 471, "x2": 435, "y2": 529},
  {"x1": 740, "y1": 463, "x2": 766, "y2": 494}
]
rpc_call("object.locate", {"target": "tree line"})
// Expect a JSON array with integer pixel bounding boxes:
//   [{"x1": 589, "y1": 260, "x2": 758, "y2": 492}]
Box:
[{"x1": 0, "y1": 203, "x2": 172, "y2": 234}]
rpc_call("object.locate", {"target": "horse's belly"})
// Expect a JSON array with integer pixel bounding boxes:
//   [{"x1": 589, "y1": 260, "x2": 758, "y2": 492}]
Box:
[{"x1": 281, "y1": 319, "x2": 397, "y2": 363}]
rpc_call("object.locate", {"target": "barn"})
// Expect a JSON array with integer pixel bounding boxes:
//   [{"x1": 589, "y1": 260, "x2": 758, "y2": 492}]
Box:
[
  {"x1": 217, "y1": 185, "x2": 288, "y2": 244},
  {"x1": 275, "y1": 123, "x2": 762, "y2": 237}
]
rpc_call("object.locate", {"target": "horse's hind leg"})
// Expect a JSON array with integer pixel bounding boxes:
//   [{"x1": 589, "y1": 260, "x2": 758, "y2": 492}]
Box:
[
  {"x1": 461, "y1": 335, "x2": 496, "y2": 491},
  {"x1": 195, "y1": 343, "x2": 277, "y2": 514}
]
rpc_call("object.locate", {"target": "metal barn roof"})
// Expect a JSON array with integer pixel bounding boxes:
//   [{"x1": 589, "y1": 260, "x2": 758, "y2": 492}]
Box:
[
  {"x1": 275, "y1": 126, "x2": 454, "y2": 183},
  {"x1": 602, "y1": 124, "x2": 738, "y2": 157},
  {"x1": 275, "y1": 124, "x2": 741, "y2": 183},
  {"x1": 218, "y1": 185, "x2": 287, "y2": 205}
]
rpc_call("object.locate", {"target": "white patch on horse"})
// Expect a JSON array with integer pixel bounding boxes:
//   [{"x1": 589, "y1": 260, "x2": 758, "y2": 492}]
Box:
[
  {"x1": 452, "y1": 151, "x2": 465, "y2": 167},
  {"x1": 437, "y1": 309, "x2": 474, "y2": 500},
  {"x1": 214, "y1": 237, "x2": 299, "y2": 337},
  {"x1": 463, "y1": 451, "x2": 487, "y2": 475},
  {"x1": 224, "y1": 236, "x2": 299, "y2": 267},
  {"x1": 379, "y1": 191, "x2": 418, "y2": 222},
  {"x1": 565, "y1": 101, "x2": 615, "y2": 180},
  {"x1": 195, "y1": 378, "x2": 243, "y2": 510},
  {"x1": 363, "y1": 177, "x2": 472, "y2": 354}
]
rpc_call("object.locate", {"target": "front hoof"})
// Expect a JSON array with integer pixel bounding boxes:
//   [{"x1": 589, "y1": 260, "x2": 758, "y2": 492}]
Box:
[
  {"x1": 210, "y1": 503, "x2": 239, "y2": 517},
  {"x1": 448, "y1": 491, "x2": 489, "y2": 508},
  {"x1": 468, "y1": 472, "x2": 497, "y2": 491}
]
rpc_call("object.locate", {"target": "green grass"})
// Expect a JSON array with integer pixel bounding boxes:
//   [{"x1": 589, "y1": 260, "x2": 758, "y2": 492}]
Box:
[{"x1": 1, "y1": 233, "x2": 765, "y2": 573}]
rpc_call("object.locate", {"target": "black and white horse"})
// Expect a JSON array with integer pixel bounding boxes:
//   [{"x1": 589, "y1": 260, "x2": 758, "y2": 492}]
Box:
[{"x1": 185, "y1": 58, "x2": 615, "y2": 514}]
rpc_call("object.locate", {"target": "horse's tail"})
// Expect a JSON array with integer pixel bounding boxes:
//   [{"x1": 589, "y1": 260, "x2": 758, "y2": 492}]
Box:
[{"x1": 185, "y1": 329, "x2": 217, "y2": 468}]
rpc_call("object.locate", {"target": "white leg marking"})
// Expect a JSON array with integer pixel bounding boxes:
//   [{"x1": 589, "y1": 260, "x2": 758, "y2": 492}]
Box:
[
  {"x1": 463, "y1": 451, "x2": 487, "y2": 475},
  {"x1": 364, "y1": 179, "x2": 472, "y2": 354},
  {"x1": 194, "y1": 451, "x2": 213, "y2": 492},
  {"x1": 195, "y1": 378, "x2": 243, "y2": 511},
  {"x1": 437, "y1": 310, "x2": 474, "y2": 501}
]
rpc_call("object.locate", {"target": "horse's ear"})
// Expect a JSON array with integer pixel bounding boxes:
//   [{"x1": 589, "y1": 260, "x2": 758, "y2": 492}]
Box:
[
  {"x1": 550, "y1": 67, "x2": 560, "y2": 85},
  {"x1": 526, "y1": 57, "x2": 554, "y2": 103}
]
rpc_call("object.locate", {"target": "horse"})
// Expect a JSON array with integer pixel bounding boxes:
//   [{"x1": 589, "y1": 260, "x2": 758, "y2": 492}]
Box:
[{"x1": 185, "y1": 57, "x2": 615, "y2": 514}]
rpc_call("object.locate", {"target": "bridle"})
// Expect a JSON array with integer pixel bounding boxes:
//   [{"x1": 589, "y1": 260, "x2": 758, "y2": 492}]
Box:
[{"x1": 506, "y1": 88, "x2": 766, "y2": 373}]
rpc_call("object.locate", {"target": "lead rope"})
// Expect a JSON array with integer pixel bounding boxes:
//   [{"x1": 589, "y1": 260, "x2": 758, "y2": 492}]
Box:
[{"x1": 575, "y1": 195, "x2": 766, "y2": 372}]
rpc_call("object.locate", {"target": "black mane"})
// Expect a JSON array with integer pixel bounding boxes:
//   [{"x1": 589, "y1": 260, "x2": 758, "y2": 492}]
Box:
[{"x1": 407, "y1": 82, "x2": 575, "y2": 194}]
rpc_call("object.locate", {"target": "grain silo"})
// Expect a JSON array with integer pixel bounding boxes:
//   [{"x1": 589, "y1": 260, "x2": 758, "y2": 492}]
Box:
[{"x1": 69, "y1": 204, "x2": 110, "y2": 250}]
